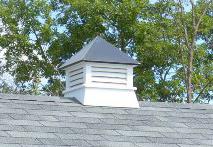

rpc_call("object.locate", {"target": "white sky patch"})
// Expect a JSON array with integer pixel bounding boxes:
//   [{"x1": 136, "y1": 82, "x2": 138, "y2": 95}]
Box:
[
  {"x1": 33, "y1": 50, "x2": 43, "y2": 60},
  {"x1": 29, "y1": 33, "x2": 37, "y2": 42},
  {"x1": 0, "y1": 48, "x2": 6, "y2": 65},
  {"x1": 0, "y1": 48, "x2": 14, "y2": 86},
  {"x1": 0, "y1": 19, "x2": 7, "y2": 35},
  {"x1": 0, "y1": 73, "x2": 14, "y2": 86},
  {"x1": 21, "y1": 54, "x2": 28, "y2": 61}
]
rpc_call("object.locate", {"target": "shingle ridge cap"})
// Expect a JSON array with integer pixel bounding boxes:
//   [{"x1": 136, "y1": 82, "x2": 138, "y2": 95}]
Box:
[
  {"x1": 0, "y1": 93, "x2": 60, "y2": 102},
  {"x1": 139, "y1": 101, "x2": 213, "y2": 109}
]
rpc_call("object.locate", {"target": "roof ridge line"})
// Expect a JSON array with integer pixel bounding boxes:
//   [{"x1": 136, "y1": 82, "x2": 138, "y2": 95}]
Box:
[{"x1": 82, "y1": 36, "x2": 99, "y2": 60}]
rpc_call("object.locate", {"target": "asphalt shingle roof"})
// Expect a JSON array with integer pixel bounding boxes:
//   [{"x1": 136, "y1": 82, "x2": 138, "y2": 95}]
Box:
[
  {"x1": 59, "y1": 36, "x2": 139, "y2": 69},
  {"x1": 0, "y1": 93, "x2": 212, "y2": 147}
]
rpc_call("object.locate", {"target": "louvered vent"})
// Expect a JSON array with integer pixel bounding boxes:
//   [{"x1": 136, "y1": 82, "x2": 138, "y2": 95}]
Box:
[
  {"x1": 91, "y1": 65, "x2": 127, "y2": 86},
  {"x1": 68, "y1": 67, "x2": 84, "y2": 88}
]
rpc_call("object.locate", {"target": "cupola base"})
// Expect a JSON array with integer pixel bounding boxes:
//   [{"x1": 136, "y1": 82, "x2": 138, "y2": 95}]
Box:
[{"x1": 63, "y1": 85, "x2": 139, "y2": 108}]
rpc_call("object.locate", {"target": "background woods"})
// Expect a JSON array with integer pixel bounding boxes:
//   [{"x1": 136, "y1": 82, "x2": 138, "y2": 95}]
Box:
[{"x1": 0, "y1": 0, "x2": 212, "y2": 103}]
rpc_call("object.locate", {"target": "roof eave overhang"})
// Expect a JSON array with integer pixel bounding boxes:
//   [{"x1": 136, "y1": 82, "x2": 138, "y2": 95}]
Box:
[{"x1": 58, "y1": 60, "x2": 139, "y2": 70}]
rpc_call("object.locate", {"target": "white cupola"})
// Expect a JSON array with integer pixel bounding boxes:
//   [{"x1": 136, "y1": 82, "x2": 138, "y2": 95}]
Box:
[{"x1": 59, "y1": 36, "x2": 139, "y2": 108}]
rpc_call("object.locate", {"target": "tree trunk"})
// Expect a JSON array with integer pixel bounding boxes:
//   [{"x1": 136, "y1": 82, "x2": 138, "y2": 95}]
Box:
[
  {"x1": 186, "y1": 46, "x2": 194, "y2": 103},
  {"x1": 119, "y1": 31, "x2": 126, "y2": 53}
]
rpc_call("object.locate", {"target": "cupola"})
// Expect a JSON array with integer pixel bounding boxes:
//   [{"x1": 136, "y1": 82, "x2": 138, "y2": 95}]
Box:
[{"x1": 59, "y1": 36, "x2": 139, "y2": 108}]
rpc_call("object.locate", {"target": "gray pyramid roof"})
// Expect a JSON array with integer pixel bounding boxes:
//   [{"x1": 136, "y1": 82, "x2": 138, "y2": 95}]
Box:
[
  {"x1": 60, "y1": 36, "x2": 139, "y2": 69},
  {"x1": 0, "y1": 93, "x2": 213, "y2": 147}
]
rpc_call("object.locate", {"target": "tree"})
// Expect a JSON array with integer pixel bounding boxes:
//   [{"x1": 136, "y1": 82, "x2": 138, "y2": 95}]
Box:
[
  {"x1": 193, "y1": 6, "x2": 213, "y2": 103},
  {"x1": 0, "y1": 0, "x2": 212, "y2": 104},
  {"x1": 0, "y1": 0, "x2": 64, "y2": 95},
  {"x1": 134, "y1": 0, "x2": 184, "y2": 102},
  {"x1": 134, "y1": 0, "x2": 213, "y2": 103},
  {"x1": 174, "y1": 0, "x2": 212, "y2": 103},
  {"x1": 51, "y1": 0, "x2": 148, "y2": 56},
  {"x1": 192, "y1": 44, "x2": 213, "y2": 103}
]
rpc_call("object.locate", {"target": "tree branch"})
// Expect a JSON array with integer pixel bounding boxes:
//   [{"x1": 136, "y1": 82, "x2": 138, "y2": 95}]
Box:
[
  {"x1": 163, "y1": 66, "x2": 172, "y2": 81},
  {"x1": 177, "y1": 0, "x2": 191, "y2": 49},
  {"x1": 193, "y1": 80, "x2": 212, "y2": 103},
  {"x1": 31, "y1": 27, "x2": 50, "y2": 63},
  {"x1": 194, "y1": 1, "x2": 211, "y2": 34}
]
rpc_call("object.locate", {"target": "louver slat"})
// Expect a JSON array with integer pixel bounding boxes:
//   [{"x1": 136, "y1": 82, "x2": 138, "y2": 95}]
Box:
[
  {"x1": 91, "y1": 66, "x2": 127, "y2": 86},
  {"x1": 92, "y1": 66, "x2": 126, "y2": 73},
  {"x1": 70, "y1": 79, "x2": 84, "y2": 88},
  {"x1": 92, "y1": 72, "x2": 126, "y2": 79},
  {"x1": 69, "y1": 67, "x2": 83, "y2": 77},
  {"x1": 69, "y1": 67, "x2": 84, "y2": 88},
  {"x1": 92, "y1": 77, "x2": 126, "y2": 84}
]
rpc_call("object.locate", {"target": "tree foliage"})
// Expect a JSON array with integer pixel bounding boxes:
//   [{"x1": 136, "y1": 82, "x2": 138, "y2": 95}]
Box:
[
  {"x1": 0, "y1": 0, "x2": 64, "y2": 95},
  {"x1": 0, "y1": 0, "x2": 212, "y2": 103}
]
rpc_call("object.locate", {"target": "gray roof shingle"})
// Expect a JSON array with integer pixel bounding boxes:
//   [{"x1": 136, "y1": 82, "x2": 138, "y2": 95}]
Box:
[
  {"x1": 0, "y1": 93, "x2": 212, "y2": 147},
  {"x1": 59, "y1": 36, "x2": 139, "y2": 69}
]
